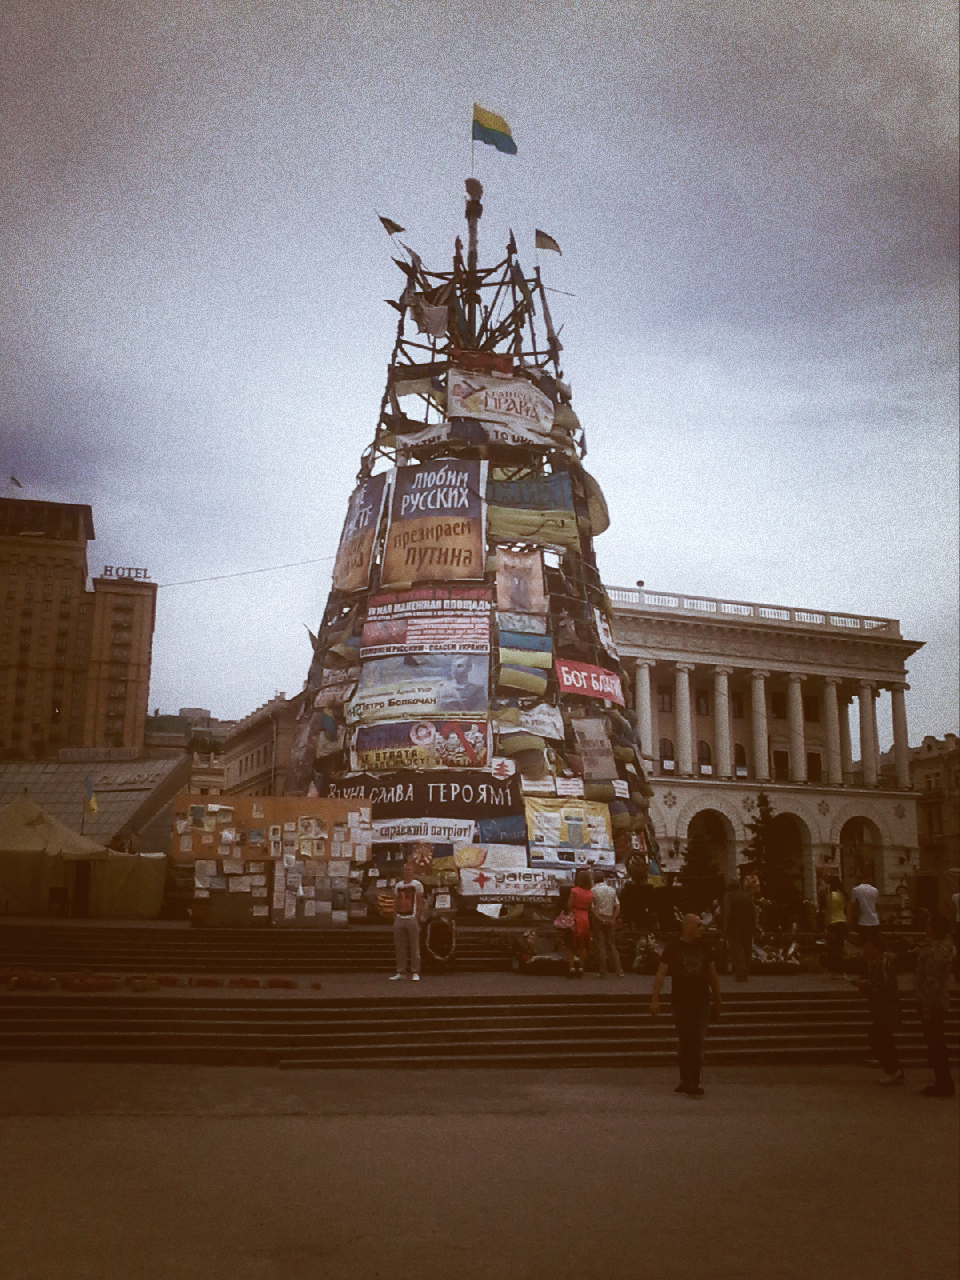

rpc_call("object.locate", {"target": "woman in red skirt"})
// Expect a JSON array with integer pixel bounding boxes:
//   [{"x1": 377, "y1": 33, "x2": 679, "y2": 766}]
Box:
[{"x1": 568, "y1": 869, "x2": 595, "y2": 978}]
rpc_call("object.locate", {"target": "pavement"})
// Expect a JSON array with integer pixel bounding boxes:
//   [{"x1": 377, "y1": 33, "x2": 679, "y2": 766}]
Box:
[{"x1": 0, "y1": 1060, "x2": 956, "y2": 1280}]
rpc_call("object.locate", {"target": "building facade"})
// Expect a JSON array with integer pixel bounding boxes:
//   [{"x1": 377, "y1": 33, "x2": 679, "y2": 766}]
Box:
[
  {"x1": 909, "y1": 734, "x2": 960, "y2": 913},
  {"x1": 610, "y1": 585, "x2": 924, "y2": 900},
  {"x1": 0, "y1": 497, "x2": 157, "y2": 759},
  {"x1": 221, "y1": 694, "x2": 299, "y2": 796}
]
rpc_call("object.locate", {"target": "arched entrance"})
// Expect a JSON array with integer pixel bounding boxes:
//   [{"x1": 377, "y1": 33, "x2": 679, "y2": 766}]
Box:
[
  {"x1": 682, "y1": 809, "x2": 733, "y2": 909},
  {"x1": 745, "y1": 810, "x2": 809, "y2": 929},
  {"x1": 839, "y1": 816, "x2": 882, "y2": 889}
]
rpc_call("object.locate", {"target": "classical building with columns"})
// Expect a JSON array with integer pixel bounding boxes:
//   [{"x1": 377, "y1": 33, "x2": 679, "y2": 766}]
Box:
[{"x1": 609, "y1": 586, "x2": 923, "y2": 901}]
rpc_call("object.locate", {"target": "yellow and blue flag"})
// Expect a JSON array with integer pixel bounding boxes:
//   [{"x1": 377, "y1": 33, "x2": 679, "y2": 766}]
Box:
[
  {"x1": 84, "y1": 776, "x2": 98, "y2": 815},
  {"x1": 472, "y1": 104, "x2": 517, "y2": 155}
]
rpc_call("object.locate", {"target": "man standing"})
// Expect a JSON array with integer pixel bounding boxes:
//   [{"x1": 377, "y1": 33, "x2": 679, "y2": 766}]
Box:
[
  {"x1": 913, "y1": 912, "x2": 957, "y2": 1098},
  {"x1": 723, "y1": 879, "x2": 757, "y2": 982},
  {"x1": 390, "y1": 861, "x2": 424, "y2": 982},
  {"x1": 590, "y1": 874, "x2": 624, "y2": 978},
  {"x1": 849, "y1": 876, "x2": 881, "y2": 944},
  {"x1": 651, "y1": 914, "x2": 722, "y2": 1097}
]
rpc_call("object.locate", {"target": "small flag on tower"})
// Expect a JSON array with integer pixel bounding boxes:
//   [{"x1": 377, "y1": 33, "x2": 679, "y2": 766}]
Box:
[
  {"x1": 472, "y1": 104, "x2": 517, "y2": 155},
  {"x1": 535, "y1": 229, "x2": 562, "y2": 254},
  {"x1": 9, "y1": 476, "x2": 22, "y2": 488},
  {"x1": 378, "y1": 214, "x2": 405, "y2": 236}
]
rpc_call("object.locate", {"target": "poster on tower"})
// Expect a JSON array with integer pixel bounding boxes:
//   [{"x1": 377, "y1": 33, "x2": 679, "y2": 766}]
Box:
[
  {"x1": 380, "y1": 459, "x2": 486, "y2": 586},
  {"x1": 331, "y1": 471, "x2": 390, "y2": 593}
]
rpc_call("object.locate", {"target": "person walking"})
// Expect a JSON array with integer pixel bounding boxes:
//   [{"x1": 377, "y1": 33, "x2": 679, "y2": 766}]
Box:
[
  {"x1": 913, "y1": 911, "x2": 957, "y2": 1098},
  {"x1": 823, "y1": 873, "x2": 849, "y2": 977},
  {"x1": 389, "y1": 862, "x2": 424, "y2": 982},
  {"x1": 849, "y1": 876, "x2": 880, "y2": 945},
  {"x1": 651, "y1": 913, "x2": 722, "y2": 1097},
  {"x1": 567, "y1": 869, "x2": 594, "y2": 978},
  {"x1": 723, "y1": 879, "x2": 757, "y2": 982},
  {"x1": 591, "y1": 874, "x2": 624, "y2": 978},
  {"x1": 853, "y1": 933, "x2": 903, "y2": 1086}
]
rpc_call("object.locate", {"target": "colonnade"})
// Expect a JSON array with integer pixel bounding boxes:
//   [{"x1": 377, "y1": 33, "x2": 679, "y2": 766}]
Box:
[{"x1": 632, "y1": 661, "x2": 911, "y2": 790}]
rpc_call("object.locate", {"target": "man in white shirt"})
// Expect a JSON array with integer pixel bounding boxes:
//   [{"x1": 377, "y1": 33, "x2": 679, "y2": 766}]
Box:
[
  {"x1": 849, "y1": 878, "x2": 880, "y2": 943},
  {"x1": 390, "y1": 862, "x2": 424, "y2": 981},
  {"x1": 591, "y1": 875, "x2": 624, "y2": 977}
]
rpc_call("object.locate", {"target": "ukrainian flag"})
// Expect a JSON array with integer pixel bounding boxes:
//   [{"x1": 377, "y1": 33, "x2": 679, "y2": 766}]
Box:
[{"x1": 472, "y1": 104, "x2": 517, "y2": 155}]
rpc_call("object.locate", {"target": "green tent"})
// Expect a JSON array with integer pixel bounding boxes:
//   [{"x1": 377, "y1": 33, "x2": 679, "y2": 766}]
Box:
[{"x1": 0, "y1": 794, "x2": 108, "y2": 916}]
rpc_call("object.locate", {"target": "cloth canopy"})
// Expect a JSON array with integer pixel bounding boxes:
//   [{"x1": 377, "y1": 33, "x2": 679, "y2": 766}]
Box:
[{"x1": 0, "y1": 794, "x2": 108, "y2": 858}]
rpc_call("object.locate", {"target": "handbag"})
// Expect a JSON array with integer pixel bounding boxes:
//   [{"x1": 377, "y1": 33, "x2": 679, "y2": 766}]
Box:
[{"x1": 553, "y1": 910, "x2": 575, "y2": 930}]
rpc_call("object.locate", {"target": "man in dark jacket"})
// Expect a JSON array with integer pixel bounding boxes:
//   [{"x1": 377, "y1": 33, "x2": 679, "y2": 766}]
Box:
[
  {"x1": 651, "y1": 914, "x2": 722, "y2": 1096},
  {"x1": 723, "y1": 880, "x2": 757, "y2": 982}
]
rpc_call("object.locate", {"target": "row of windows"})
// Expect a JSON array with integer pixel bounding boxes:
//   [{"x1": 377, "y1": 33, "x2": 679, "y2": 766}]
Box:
[
  {"x1": 658, "y1": 738, "x2": 825, "y2": 782},
  {"x1": 238, "y1": 745, "x2": 271, "y2": 777},
  {"x1": 655, "y1": 685, "x2": 822, "y2": 722}
]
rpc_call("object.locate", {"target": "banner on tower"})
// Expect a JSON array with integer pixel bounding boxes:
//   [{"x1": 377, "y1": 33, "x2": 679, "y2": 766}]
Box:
[
  {"x1": 380, "y1": 459, "x2": 487, "y2": 586},
  {"x1": 447, "y1": 371, "x2": 554, "y2": 434},
  {"x1": 331, "y1": 472, "x2": 390, "y2": 593},
  {"x1": 350, "y1": 720, "x2": 490, "y2": 771},
  {"x1": 360, "y1": 586, "x2": 492, "y2": 657},
  {"x1": 346, "y1": 653, "x2": 489, "y2": 724},
  {"x1": 524, "y1": 797, "x2": 615, "y2": 870}
]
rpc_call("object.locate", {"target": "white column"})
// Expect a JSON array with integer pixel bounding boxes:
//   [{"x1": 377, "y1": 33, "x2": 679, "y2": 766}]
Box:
[
  {"x1": 859, "y1": 681, "x2": 877, "y2": 787},
  {"x1": 675, "y1": 663, "x2": 694, "y2": 776},
  {"x1": 823, "y1": 677, "x2": 843, "y2": 787},
  {"x1": 751, "y1": 669, "x2": 770, "y2": 781},
  {"x1": 890, "y1": 682, "x2": 910, "y2": 789},
  {"x1": 713, "y1": 666, "x2": 732, "y2": 778},
  {"x1": 634, "y1": 660, "x2": 653, "y2": 761},
  {"x1": 788, "y1": 673, "x2": 807, "y2": 782},
  {"x1": 839, "y1": 693, "x2": 854, "y2": 784}
]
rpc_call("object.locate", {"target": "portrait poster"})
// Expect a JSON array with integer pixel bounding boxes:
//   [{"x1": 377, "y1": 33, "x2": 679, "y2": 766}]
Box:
[
  {"x1": 346, "y1": 653, "x2": 489, "y2": 724},
  {"x1": 361, "y1": 587, "x2": 491, "y2": 657},
  {"x1": 380, "y1": 458, "x2": 486, "y2": 585},
  {"x1": 351, "y1": 720, "x2": 490, "y2": 771},
  {"x1": 330, "y1": 472, "x2": 390, "y2": 593},
  {"x1": 495, "y1": 548, "x2": 546, "y2": 615}
]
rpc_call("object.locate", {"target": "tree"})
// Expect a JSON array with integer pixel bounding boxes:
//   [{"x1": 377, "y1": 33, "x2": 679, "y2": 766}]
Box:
[{"x1": 743, "y1": 792, "x2": 803, "y2": 927}]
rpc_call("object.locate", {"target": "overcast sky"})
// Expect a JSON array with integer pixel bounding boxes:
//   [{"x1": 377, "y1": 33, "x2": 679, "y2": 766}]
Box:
[{"x1": 2, "y1": 1, "x2": 957, "y2": 745}]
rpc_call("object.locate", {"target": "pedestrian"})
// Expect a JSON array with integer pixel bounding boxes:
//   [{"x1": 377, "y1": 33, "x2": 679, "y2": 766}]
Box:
[
  {"x1": 567, "y1": 869, "x2": 594, "y2": 978},
  {"x1": 823, "y1": 873, "x2": 849, "y2": 978},
  {"x1": 853, "y1": 933, "x2": 903, "y2": 1086},
  {"x1": 389, "y1": 861, "x2": 424, "y2": 982},
  {"x1": 650, "y1": 913, "x2": 723, "y2": 1097},
  {"x1": 590, "y1": 873, "x2": 624, "y2": 978},
  {"x1": 848, "y1": 876, "x2": 880, "y2": 944},
  {"x1": 723, "y1": 878, "x2": 757, "y2": 982},
  {"x1": 913, "y1": 911, "x2": 957, "y2": 1098}
]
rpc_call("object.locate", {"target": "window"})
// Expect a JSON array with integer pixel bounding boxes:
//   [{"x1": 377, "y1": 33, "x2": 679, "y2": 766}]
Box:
[
  {"x1": 807, "y1": 752, "x2": 823, "y2": 782},
  {"x1": 773, "y1": 750, "x2": 790, "y2": 781},
  {"x1": 734, "y1": 743, "x2": 748, "y2": 776},
  {"x1": 656, "y1": 684, "x2": 672, "y2": 713},
  {"x1": 803, "y1": 695, "x2": 820, "y2": 723},
  {"x1": 697, "y1": 741, "x2": 713, "y2": 775},
  {"x1": 771, "y1": 692, "x2": 787, "y2": 719},
  {"x1": 731, "y1": 691, "x2": 744, "y2": 719},
  {"x1": 659, "y1": 738, "x2": 675, "y2": 770},
  {"x1": 695, "y1": 689, "x2": 710, "y2": 717}
]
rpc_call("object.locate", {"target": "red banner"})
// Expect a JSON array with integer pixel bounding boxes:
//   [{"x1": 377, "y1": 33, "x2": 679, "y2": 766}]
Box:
[{"x1": 554, "y1": 659, "x2": 624, "y2": 706}]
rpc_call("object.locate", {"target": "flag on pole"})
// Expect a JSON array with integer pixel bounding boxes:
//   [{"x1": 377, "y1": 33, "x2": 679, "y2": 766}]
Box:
[
  {"x1": 378, "y1": 214, "x2": 405, "y2": 236},
  {"x1": 9, "y1": 476, "x2": 22, "y2": 488},
  {"x1": 472, "y1": 104, "x2": 517, "y2": 155},
  {"x1": 535, "y1": 229, "x2": 562, "y2": 254},
  {"x1": 84, "y1": 776, "x2": 98, "y2": 815}
]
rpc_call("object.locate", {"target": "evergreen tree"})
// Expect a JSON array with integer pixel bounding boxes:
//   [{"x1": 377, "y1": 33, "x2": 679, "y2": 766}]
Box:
[{"x1": 743, "y1": 791, "x2": 802, "y2": 925}]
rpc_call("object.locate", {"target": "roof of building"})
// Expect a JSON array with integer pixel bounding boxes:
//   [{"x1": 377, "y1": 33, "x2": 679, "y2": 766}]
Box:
[
  {"x1": 0, "y1": 496, "x2": 95, "y2": 542},
  {"x1": 0, "y1": 755, "x2": 190, "y2": 845}
]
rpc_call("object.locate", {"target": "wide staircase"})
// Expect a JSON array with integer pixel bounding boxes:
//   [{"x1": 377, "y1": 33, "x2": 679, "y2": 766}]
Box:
[
  {"x1": 1, "y1": 988, "x2": 956, "y2": 1070},
  {"x1": 0, "y1": 922, "x2": 510, "y2": 975}
]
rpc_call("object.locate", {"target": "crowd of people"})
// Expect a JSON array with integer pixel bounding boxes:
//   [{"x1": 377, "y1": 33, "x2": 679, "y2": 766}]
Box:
[{"x1": 384, "y1": 859, "x2": 956, "y2": 1102}]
